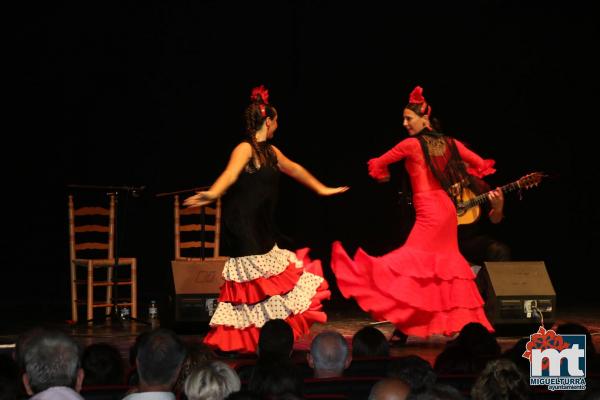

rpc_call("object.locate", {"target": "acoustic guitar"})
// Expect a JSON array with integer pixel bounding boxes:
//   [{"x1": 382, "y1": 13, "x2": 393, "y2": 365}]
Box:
[{"x1": 456, "y1": 172, "x2": 545, "y2": 225}]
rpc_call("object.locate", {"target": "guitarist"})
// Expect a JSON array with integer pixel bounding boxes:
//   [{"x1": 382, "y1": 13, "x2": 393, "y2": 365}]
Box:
[
  {"x1": 458, "y1": 175, "x2": 511, "y2": 265},
  {"x1": 458, "y1": 175, "x2": 511, "y2": 300}
]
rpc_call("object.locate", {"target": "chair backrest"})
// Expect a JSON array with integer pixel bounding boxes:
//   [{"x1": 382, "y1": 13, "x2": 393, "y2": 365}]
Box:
[
  {"x1": 68, "y1": 194, "x2": 115, "y2": 261},
  {"x1": 174, "y1": 195, "x2": 222, "y2": 260}
]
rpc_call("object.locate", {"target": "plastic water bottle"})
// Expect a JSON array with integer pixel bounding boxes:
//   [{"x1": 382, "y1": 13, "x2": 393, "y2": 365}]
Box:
[
  {"x1": 120, "y1": 306, "x2": 130, "y2": 320},
  {"x1": 149, "y1": 301, "x2": 158, "y2": 320}
]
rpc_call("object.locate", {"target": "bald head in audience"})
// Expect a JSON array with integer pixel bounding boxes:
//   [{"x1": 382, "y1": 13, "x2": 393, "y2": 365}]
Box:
[
  {"x1": 307, "y1": 331, "x2": 352, "y2": 378},
  {"x1": 369, "y1": 378, "x2": 410, "y2": 400}
]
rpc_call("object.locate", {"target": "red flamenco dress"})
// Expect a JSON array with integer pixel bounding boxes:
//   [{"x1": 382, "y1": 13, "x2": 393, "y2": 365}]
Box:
[
  {"x1": 203, "y1": 141, "x2": 330, "y2": 353},
  {"x1": 331, "y1": 135, "x2": 495, "y2": 337}
]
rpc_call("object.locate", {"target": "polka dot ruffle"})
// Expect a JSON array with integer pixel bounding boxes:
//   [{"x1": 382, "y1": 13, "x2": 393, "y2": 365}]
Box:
[
  {"x1": 210, "y1": 271, "x2": 324, "y2": 329},
  {"x1": 222, "y1": 245, "x2": 302, "y2": 283}
]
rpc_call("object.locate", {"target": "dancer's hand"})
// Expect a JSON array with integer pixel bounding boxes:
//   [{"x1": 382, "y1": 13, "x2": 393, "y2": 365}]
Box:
[
  {"x1": 183, "y1": 191, "x2": 217, "y2": 207},
  {"x1": 318, "y1": 186, "x2": 350, "y2": 196}
]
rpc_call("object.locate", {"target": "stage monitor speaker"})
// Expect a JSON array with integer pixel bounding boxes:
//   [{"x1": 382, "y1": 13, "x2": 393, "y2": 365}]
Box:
[
  {"x1": 171, "y1": 259, "x2": 226, "y2": 322},
  {"x1": 481, "y1": 261, "x2": 556, "y2": 326}
]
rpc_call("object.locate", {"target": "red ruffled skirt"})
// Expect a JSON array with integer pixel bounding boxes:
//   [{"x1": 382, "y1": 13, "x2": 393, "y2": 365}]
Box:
[
  {"x1": 204, "y1": 245, "x2": 330, "y2": 353},
  {"x1": 331, "y1": 190, "x2": 493, "y2": 337}
]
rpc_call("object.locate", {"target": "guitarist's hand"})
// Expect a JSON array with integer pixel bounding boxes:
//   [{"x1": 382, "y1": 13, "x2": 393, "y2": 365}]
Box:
[{"x1": 488, "y1": 188, "x2": 504, "y2": 223}]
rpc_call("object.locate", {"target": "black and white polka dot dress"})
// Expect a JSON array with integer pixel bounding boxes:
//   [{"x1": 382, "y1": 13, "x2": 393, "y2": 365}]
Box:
[{"x1": 203, "y1": 141, "x2": 330, "y2": 353}]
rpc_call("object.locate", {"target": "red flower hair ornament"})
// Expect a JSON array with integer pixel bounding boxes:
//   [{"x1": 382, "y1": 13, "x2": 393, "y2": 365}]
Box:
[
  {"x1": 408, "y1": 85, "x2": 431, "y2": 116},
  {"x1": 409, "y1": 86, "x2": 426, "y2": 104},
  {"x1": 251, "y1": 85, "x2": 269, "y2": 117},
  {"x1": 251, "y1": 85, "x2": 269, "y2": 104}
]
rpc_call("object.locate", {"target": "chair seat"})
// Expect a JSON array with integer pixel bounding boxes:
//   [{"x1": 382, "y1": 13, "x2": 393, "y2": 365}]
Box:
[
  {"x1": 75, "y1": 300, "x2": 134, "y2": 308},
  {"x1": 73, "y1": 258, "x2": 136, "y2": 267},
  {"x1": 74, "y1": 280, "x2": 134, "y2": 286},
  {"x1": 173, "y1": 256, "x2": 229, "y2": 262}
]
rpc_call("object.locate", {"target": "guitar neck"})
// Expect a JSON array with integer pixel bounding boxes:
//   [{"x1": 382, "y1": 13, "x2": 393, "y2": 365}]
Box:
[{"x1": 461, "y1": 181, "x2": 523, "y2": 209}]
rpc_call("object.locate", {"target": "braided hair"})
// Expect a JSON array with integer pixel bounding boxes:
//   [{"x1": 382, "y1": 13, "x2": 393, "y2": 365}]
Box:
[{"x1": 244, "y1": 85, "x2": 277, "y2": 168}]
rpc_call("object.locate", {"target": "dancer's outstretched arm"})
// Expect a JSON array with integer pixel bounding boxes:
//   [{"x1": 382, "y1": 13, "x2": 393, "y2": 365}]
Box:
[
  {"x1": 271, "y1": 145, "x2": 349, "y2": 196},
  {"x1": 184, "y1": 142, "x2": 253, "y2": 207}
]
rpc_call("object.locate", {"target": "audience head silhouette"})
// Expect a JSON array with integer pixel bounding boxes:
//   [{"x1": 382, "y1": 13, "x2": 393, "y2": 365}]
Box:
[
  {"x1": 308, "y1": 331, "x2": 351, "y2": 378},
  {"x1": 368, "y1": 377, "x2": 410, "y2": 400},
  {"x1": 21, "y1": 328, "x2": 84, "y2": 397},
  {"x1": 387, "y1": 355, "x2": 436, "y2": 394},
  {"x1": 81, "y1": 342, "x2": 124, "y2": 386},
  {"x1": 352, "y1": 326, "x2": 390, "y2": 358},
  {"x1": 434, "y1": 322, "x2": 500, "y2": 374},
  {"x1": 470, "y1": 358, "x2": 529, "y2": 400},
  {"x1": 248, "y1": 358, "x2": 303, "y2": 399},
  {"x1": 135, "y1": 328, "x2": 186, "y2": 391},
  {"x1": 258, "y1": 319, "x2": 294, "y2": 360},
  {"x1": 184, "y1": 361, "x2": 240, "y2": 400}
]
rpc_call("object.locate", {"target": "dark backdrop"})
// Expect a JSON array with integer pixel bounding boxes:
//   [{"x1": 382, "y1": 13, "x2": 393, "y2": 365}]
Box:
[{"x1": 6, "y1": 1, "x2": 598, "y2": 323}]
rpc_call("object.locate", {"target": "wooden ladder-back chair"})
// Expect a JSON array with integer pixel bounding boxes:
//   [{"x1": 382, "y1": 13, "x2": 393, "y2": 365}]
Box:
[
  {"x1": 68, "y1": 194, "x2": 138, "y2": 322},
  {"x1": 171, "y1": 194, "x2": 226, "y2": 323},
  {"x1": 173, "y1": 196, "x2": 225, "y2": 261}
]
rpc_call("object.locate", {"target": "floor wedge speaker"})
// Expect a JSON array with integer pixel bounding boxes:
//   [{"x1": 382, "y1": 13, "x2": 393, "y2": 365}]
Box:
[
  {"x1": 480, "y1": 261, "x2": 556, "y2": 326},
  {"x1": 171, "y1": 259, "x2": 226, "y2": 322}
]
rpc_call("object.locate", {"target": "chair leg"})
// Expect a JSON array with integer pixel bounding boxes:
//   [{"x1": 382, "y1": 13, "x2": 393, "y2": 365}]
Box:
[
  {"x1": 87, "y1": 261, "x2": 94, "y2": 321},
  {"x1": 131, "y1": 259, "x2": 138, "y2": 318},
  {"x1": 106, "y1": 264, "x2": 113, "y2": 316},
  {"x1": 71, "y1": 260, "x2": 78, "y2": 322}
]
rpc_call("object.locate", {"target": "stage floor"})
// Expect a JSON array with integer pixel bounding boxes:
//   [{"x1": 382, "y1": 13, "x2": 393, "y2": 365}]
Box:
[{"x1": 1, "y1": 302, "x2": 599, "y2": 366}]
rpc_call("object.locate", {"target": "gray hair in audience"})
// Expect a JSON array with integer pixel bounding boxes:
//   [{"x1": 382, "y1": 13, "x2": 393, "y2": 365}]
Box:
[
  {"x1": 184, "y1": 361, "x2": 241, "y2": 400},
  {"x1": 310, "y1": 331, "x2": 349, "y2": 372},
  {"x1": 23, "y1": 329, "x2": 81, "y2": 393}
]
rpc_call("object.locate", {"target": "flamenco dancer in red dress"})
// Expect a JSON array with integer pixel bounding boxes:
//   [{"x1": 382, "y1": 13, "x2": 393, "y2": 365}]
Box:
[
  {"x1": 185, "y1": 86, "x2": 348, "y2": 353},
  {"x1": 331, "y1": 86, "x2": 495, "y2": 338}
]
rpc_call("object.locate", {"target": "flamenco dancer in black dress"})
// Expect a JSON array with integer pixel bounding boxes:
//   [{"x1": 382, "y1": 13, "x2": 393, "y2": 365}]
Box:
[{"x1": 185, "y1": 85, "x2": 348, "y2": 353}]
